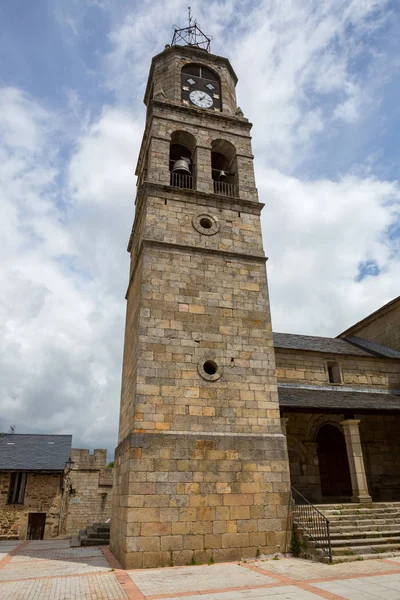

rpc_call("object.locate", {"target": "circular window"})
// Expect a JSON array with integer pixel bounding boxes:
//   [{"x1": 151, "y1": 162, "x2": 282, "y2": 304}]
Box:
[
  {"x1": 192, "y1": 213, "x2": 219, "y2": 236},
  {"x1": 203, "y1": 360, "x2": 217, "y2": 375},
  {"x1": 200, "y1": 217, "x2": 213, "y2": 229},
  {"x1": 198, "y1": 358, "x2": 223, "y2": 381}
]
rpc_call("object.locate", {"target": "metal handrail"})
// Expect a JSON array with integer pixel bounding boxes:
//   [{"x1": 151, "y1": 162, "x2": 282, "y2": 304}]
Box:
[
  {"x1": 170, "y1": 172, "x2": 193, "y2": 189},
  {"x1": 213, "y1": 180, "x2": 238, "y2": 197},
  {"x1": 291, "y1": 486, "x2": 332, "y2": 563}
]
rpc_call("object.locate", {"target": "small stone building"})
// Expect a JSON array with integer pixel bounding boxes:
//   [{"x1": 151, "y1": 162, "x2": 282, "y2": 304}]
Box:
[
  {"x1": 277, "y1": 295, "x2": 400, "y2": 504},
  {"x1": 0, "y1": 434, "x2": 72, "y2": 540},
  {"x1": 0, "y1": 434, "x2": 114, "y2": 540}
]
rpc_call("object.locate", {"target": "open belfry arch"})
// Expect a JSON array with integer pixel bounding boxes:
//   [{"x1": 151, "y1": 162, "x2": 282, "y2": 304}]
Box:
[{"x1": 110, "y1": 18, "x2": 291, "y2": 569}]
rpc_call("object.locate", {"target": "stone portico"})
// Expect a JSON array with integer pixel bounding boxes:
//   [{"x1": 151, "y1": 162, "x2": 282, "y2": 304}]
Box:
[{"x1": 275, "y1": 302, "x2": 400, "y2": 506}]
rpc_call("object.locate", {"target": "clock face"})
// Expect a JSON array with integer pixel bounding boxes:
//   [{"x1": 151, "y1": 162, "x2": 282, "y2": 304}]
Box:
[{"x1": 189, "y1": 90, "x2": 213, "y2": 109}]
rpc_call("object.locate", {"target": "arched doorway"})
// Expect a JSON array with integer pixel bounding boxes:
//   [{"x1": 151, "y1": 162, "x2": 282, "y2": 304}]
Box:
[{"x1": 317, "y1": 424, "x2": 352, "y2": 498}]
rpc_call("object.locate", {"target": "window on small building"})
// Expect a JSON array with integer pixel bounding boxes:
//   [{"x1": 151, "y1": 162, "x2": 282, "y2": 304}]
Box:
[
  {"x1": 7, "y1": 472, "x2": 27, "y2": 505},
  {"x1": 327, "y1": 361, "x2": 342, "y2": 384}
]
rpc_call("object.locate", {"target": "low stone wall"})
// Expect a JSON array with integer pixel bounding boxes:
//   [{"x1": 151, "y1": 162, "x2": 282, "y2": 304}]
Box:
[{"x1": 64, "y1": 449, "x2": 114, "y2": 536}]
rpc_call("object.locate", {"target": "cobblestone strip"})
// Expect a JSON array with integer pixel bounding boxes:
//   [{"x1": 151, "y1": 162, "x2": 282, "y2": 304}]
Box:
[
  {"x1": 101, "y1": 546, "x2": 145, "y2": 600},
  {"x1": 240, "y1": 562, "x2": 347, "y2": 600},
  {"x1": 0, "y1": 570, "x2": 113, "y2": 584},
  {"x1": 0, "y1": 541, "x2": 30, "y2": 571}
]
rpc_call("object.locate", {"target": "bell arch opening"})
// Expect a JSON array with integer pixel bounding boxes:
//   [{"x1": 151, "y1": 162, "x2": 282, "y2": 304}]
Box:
[
  {"x1": 211, "y1": 139, "x2": 238, "y2": 197},
  {"x1": 317, "y1": 424, "x2": 352, "y2": 499},
  {"x1": 169, "y1": 130, "x2": 196, "y2": 190}
]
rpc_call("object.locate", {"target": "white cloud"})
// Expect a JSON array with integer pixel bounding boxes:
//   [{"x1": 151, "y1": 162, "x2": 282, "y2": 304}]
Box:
[
  {"x1": 0, "y1": 89, "x2": 140, "y2": 453},
  {"x1": 260, "y1": 168, "x2": 400, "y2": 334}
]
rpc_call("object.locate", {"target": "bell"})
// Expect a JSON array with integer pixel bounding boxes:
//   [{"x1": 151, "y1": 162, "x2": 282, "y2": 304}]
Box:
[
  {"x1": 172, "y1": 157, "x2": 191, "y2": 175},
  {"x1": 218, "y1": 170, "x2": 228, "y2": 181}
]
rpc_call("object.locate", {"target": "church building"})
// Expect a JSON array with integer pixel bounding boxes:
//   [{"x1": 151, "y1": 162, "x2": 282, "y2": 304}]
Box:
[{"x1": 110, "y1": 21, "x2": 400, "y2": 568}]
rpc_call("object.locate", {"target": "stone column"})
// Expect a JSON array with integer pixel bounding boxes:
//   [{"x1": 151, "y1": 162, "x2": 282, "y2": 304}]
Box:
[
  {"x1": 340, "y1": 419, "x2": 372, "y2": 503},
  {"x1": 280, "y1": 417, "x2": 289, "y2": 437},
  {"x1": 194, "y1": 146, "x2": 213, "y2": 194}
]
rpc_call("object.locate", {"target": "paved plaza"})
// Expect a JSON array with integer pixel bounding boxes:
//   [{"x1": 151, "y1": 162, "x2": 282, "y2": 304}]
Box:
[{"x1": 1, "y1": 540, "x2": 400, "y2": 599}]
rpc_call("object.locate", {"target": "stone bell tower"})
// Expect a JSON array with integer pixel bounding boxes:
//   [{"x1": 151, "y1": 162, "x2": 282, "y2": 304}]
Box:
[{"x1": 110, "y1": 20, "x2": 290, "y2": 569}]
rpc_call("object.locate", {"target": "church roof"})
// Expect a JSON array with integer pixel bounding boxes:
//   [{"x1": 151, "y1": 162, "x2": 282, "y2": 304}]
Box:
[
  {"x1": 273, "y1": 332, "x2": 375, "y2": 357},
  {"x1": 278, "y1": 386, "x2": 400, "y2": 412},
  {"x1": 0, "y1": 434, "x2": 72, "y2": 472}
]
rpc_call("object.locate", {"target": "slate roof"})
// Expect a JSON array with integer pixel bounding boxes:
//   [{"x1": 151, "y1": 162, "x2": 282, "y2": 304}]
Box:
[
  {"x1": 278, "y1": 387, "x2": 400, "y2": 412},
  {"x1": 344, "y1": 335, "x2": 400, "y2": 360},
  {"x1": 273, "y1": 332, "x2": 376, "y2": 357},
  {"x1": 0, "y1": 434, "x2": 72, "y2": 472}
]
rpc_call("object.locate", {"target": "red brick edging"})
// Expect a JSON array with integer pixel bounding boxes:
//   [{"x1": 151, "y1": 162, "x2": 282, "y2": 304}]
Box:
[
  {"x1": 101, "y1": 545, "x2": 146, "y2": 600},
  {"x1": 240, "y1": 561, "x2": 348, "y2": 600},
  {"x1": 0, "y1": 541, "x2": 30, "y2": 571}
]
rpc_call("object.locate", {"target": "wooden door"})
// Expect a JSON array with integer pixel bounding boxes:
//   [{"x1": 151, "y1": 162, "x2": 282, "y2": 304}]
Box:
[
  {"x1": 27, "y1": 513, "x2": 46, "y2": 540},
  {"x1": 317, "y1": 424, "x2": 352, "y2": 497}
]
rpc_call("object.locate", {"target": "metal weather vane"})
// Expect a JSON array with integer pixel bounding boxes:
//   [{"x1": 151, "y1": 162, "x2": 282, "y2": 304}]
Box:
[{"x1": 172, "y1": 6, "x2": 212, "y2": 52}]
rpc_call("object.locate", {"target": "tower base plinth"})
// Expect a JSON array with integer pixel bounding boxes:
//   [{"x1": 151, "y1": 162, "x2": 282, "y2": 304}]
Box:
[{"x1": 110, "y1": 431, "x2": 291, "y2": 569}]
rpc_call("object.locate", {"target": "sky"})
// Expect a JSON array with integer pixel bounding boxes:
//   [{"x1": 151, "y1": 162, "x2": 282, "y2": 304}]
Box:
[{"x1": 1, "y1": 0, "x2": 400, "y2": 457}]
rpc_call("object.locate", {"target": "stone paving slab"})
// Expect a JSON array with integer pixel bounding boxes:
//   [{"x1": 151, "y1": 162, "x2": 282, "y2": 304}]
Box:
[
  {"x1": 314, "y1": 573, "x2": 400, "y2": 599},
  {"x1": 252, "y1": 557, "x2": 400, "y2": 580},
  {"x1": 128, "y1": 563, "x2": 277, "y2": 595},
  {"x1": 155, "y1": 587, "x2": 324, "y2": 600}
]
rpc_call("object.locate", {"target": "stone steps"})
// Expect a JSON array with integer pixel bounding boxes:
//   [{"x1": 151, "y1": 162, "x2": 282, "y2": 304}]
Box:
[
  {"x1": 76, "y1": 522, "x2": 110, "y2": 547},
  {"x1": 325, "y1": 511, "x2": 400, "y2": 520},
  {"x1": 320, "y1": 550, "x2": 400, "y2": 564},
  {"x1": 315, "y1": 503, "x2": 400, "y2": 510},
  {"x1": 330, "y1": 524, "x2": 400, "y2": 534},
  {"x1": 294, "y1": 502, "x2": 400, "y2": 563},
  {"x1": 330, "y1": 529, "x2": 400, "y2": 539}
]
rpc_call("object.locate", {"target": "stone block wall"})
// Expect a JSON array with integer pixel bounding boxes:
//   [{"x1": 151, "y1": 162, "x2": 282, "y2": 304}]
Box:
[
  {"x1": 360, "y1": 415, "x2": 400, "y2": 500},
  {"x1": 342, "y1": 301, "x2": 400, "y2": 353},
  {"x1": 64, "y1": 449, "x2": 113, "y2": 535},
  {"x1": 131, "y1": 244, "x2": 281, "y2": 436},
  {"x1": 275, "y1": 349, "x2": 400, "y2": 389},
  {"x1": 110, "y1": 432, "x2": 290, "y2": 569},
  {"x1": 0, "y1": 472, "x2": 62, "y2": 540}
]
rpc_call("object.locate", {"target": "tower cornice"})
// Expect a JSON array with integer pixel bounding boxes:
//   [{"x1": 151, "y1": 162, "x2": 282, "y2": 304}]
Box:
[
  {"x1": 151, "y1": 99, "x2": 251, "y2": 127},
  {"x1": 127, "y1": 181, "x2": 264, "y2": 253}
]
